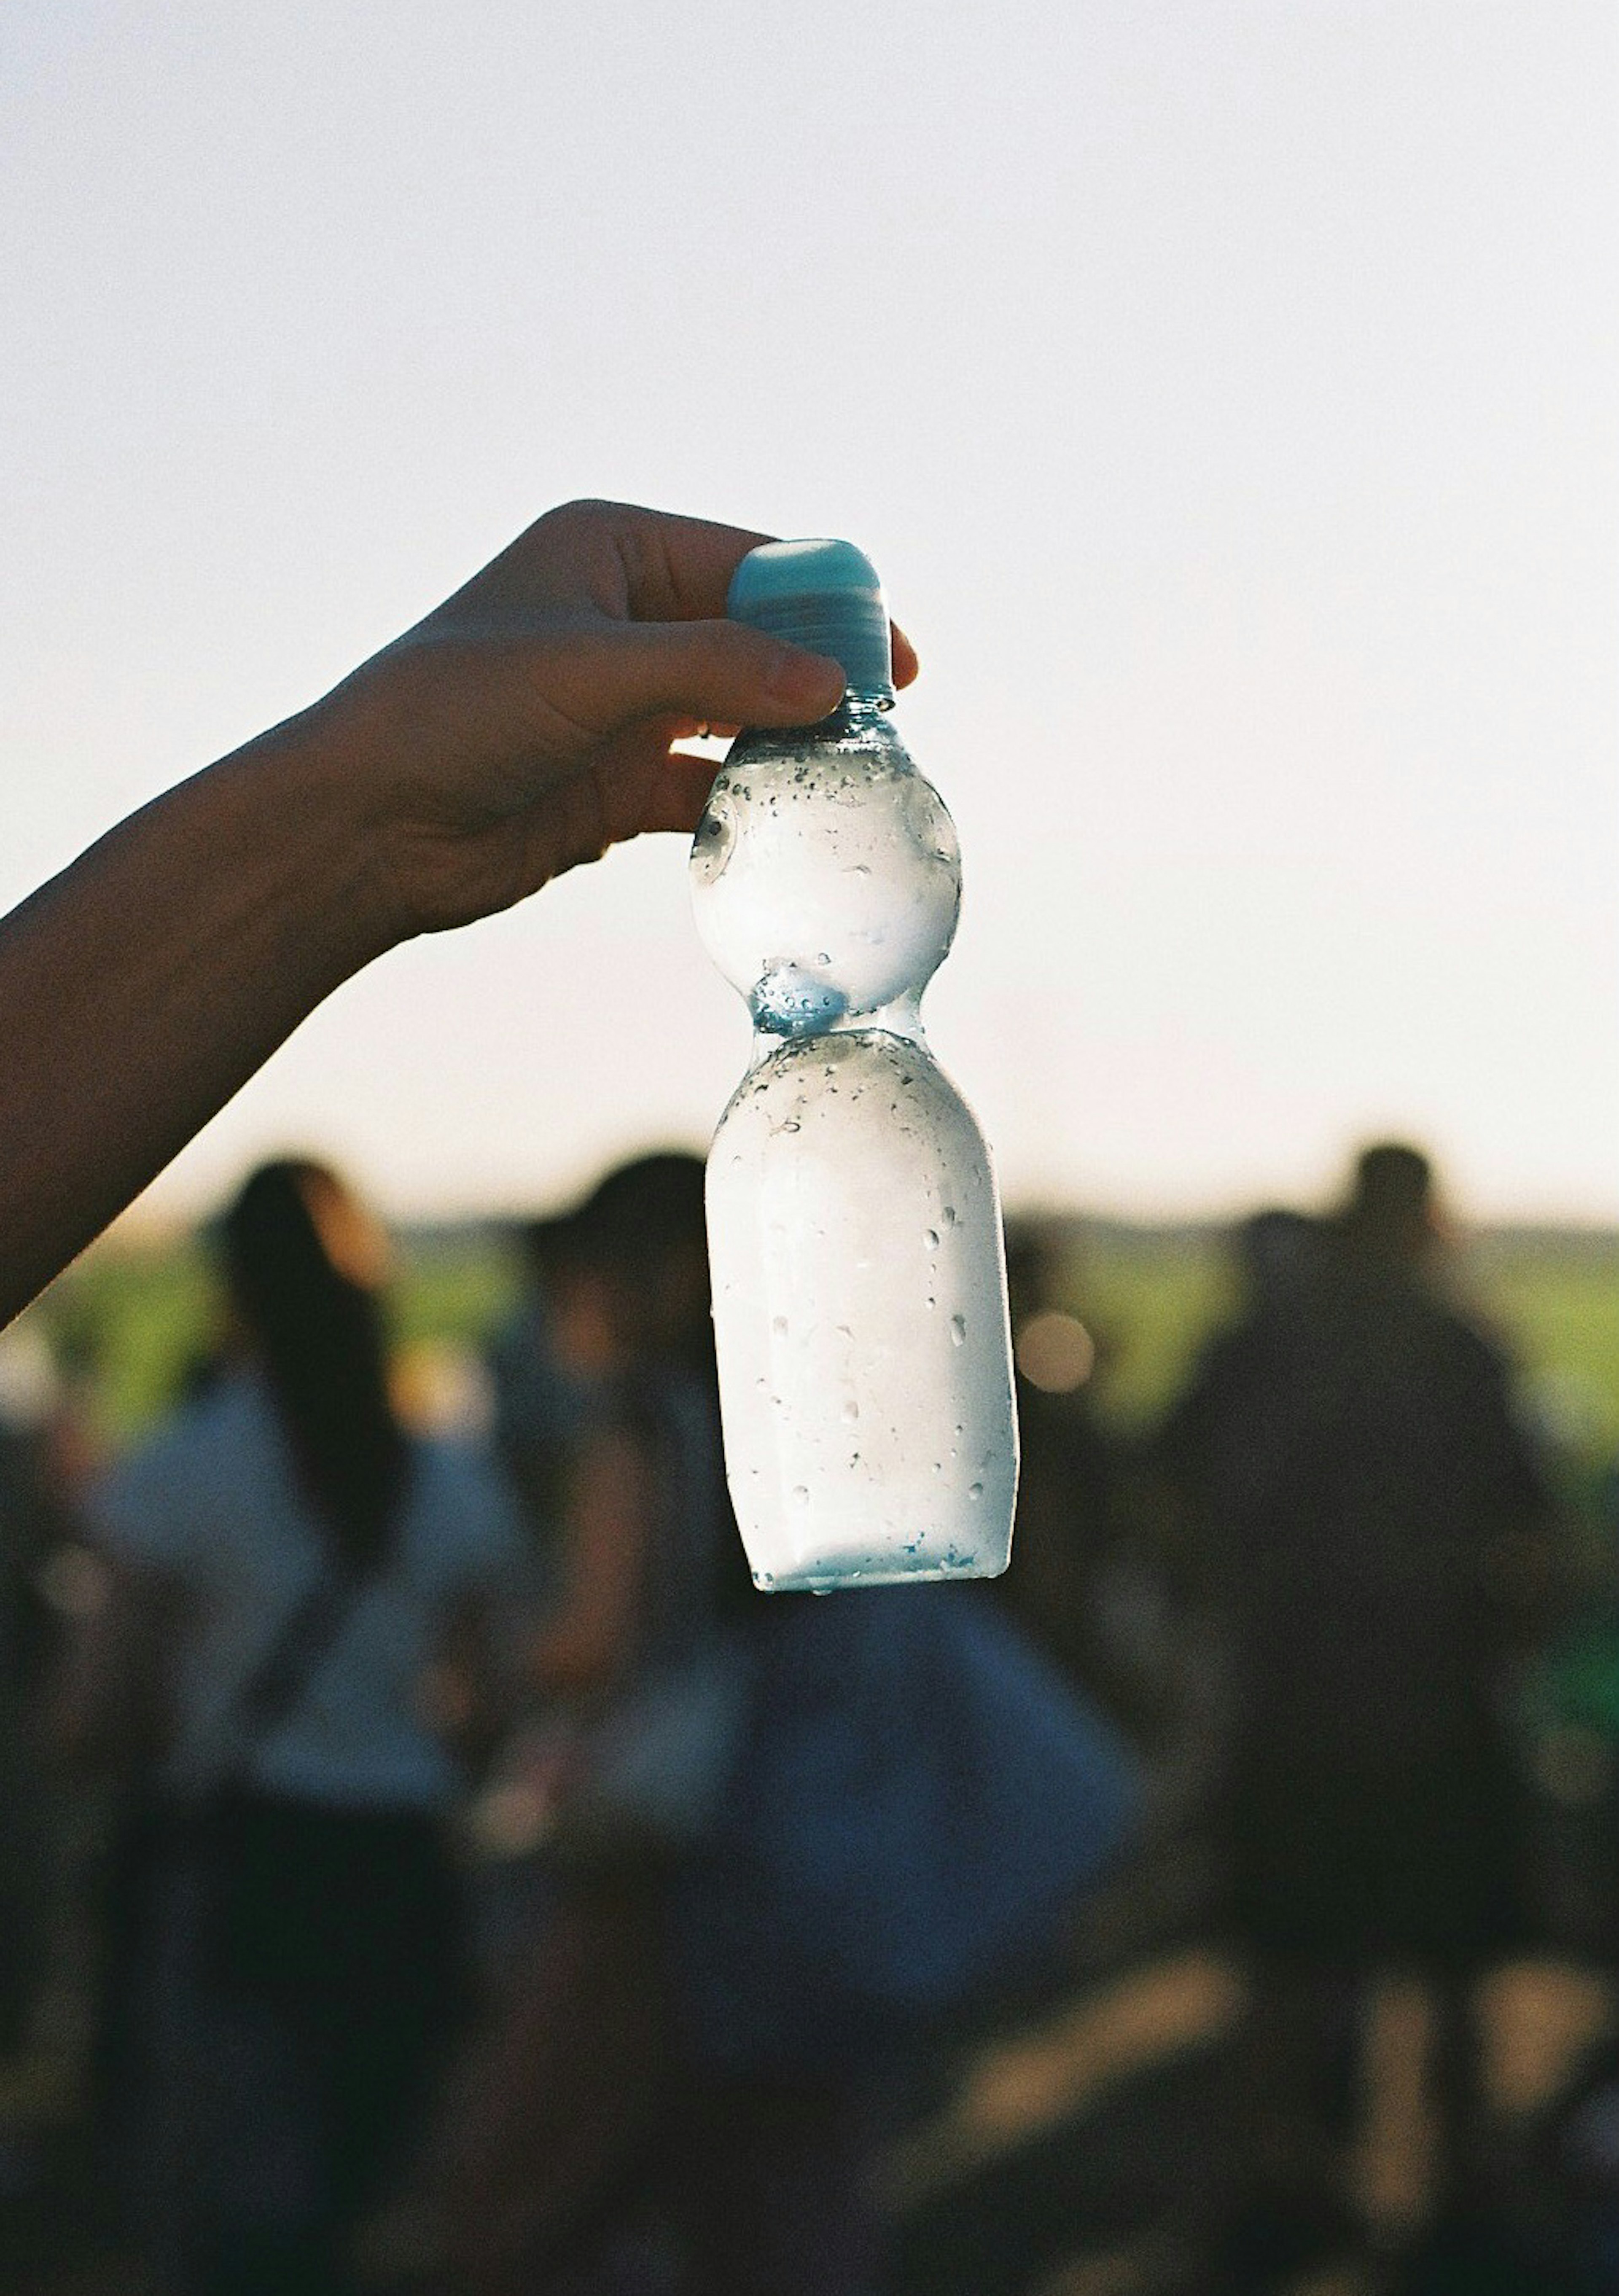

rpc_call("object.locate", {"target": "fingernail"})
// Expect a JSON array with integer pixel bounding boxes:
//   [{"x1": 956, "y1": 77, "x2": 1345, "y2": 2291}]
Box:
[{"x1": 768, "y1": 647, "x2": 845, "y2": 712}]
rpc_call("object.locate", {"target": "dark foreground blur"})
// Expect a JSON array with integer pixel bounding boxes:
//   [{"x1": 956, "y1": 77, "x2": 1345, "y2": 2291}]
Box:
[{"x1": 2, "y1": 1141, "x2": 1619, "y2": 2294}]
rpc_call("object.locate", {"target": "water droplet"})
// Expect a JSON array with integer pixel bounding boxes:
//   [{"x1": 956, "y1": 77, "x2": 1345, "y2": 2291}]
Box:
[
  {"x1": 791, "y1": 1484, "x2": 809, "y2": 1505},
  {"x1": 969, "y1": 1481, "x2": 984, "y2": 1500},
  {"x1": 950, "y1": 1315, "x2": 967, "y2": 1346},
  {"x1": 841, "y1": 1399, "x2": 859, "y2": 1423},
  {"x1": 924, "y1": 1229, "x2": 940, "y2": 1251},
  {"x1": 941, "y1": 1206, "x2": 958, "y2": 1227},
  {"x1": 816, "y1": 951, "x2": 831, "y2": 965}
]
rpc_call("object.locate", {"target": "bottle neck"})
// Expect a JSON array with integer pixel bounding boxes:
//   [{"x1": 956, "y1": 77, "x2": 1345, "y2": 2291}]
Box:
[
  {"x1": 747, "y1": 987, "x2": 927, "y2": 1068},
  {"x1": 813, "y1": 689, "x2": 897, "y2": 741}
]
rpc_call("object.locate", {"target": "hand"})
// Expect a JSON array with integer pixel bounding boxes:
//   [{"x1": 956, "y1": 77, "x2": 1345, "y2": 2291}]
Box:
[
  {"x1": 305, "y1": 499, "x2": 920, "y2": 942},
  {"x1": 0, "y1": 497, "x2": 919, "y2": 1324}
]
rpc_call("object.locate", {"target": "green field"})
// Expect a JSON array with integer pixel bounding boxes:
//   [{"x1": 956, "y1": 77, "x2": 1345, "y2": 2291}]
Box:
[{"x1": 29, "y1": 1217, "x2": 1619, "y2": 1479}]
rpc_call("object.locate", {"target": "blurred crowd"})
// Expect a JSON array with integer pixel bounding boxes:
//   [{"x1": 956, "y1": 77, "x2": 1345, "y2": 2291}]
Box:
[{"x1": 0, "y1": 1138, "x2": 1618, "y2": 2293}]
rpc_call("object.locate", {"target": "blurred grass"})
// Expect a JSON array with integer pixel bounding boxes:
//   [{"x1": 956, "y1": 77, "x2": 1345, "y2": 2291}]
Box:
[
  {"x1": 1465, "y1": 1242, "x2": 1619, "y2": 1460},
  {"x1": 24, "y1": 1216, "x2": 1619, "y2": 1469},
  {"x1": 1062, "y1": 1230, "x2": 1235, "y2": 1433}
]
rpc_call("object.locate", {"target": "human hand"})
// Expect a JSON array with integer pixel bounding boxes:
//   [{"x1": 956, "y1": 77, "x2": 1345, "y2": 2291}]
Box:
[{"x1": 303, "y1": 499, "x2": 920, "y2": 943}]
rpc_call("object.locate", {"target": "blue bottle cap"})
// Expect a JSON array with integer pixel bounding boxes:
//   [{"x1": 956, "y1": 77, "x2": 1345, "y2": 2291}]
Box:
[{"x1": 726, "y1": 538, "x2": 895, "y2": 704}]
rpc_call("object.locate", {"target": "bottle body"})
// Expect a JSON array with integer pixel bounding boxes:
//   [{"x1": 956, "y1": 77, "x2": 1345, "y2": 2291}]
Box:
[
  {"x1": 693, "y1": 702, "x2": 1018, "y2": 1592},
  {"x1": 708, "y1": 1027, "x2": 1017, "y2": 1590}
]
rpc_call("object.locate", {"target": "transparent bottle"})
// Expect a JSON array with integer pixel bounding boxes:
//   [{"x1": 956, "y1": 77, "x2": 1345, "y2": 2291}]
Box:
[{"x1": 690, "y1": 539, "x2": 1018, "y2": 1592}]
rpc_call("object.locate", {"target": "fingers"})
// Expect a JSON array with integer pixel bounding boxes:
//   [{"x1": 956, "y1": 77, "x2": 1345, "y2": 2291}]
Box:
[
  {"x1": 602, "y1": 503, "x2": 779, "y2": 623},
  {"x1": 526, "y1": 505, "x2": 923, "y2": 672},
  {"x1": 551, "y1": 618, "x2": 846, "y2": 739},
  {"x1": 610, "y1": 507, "x2": 921, "y2": 686},
  {"x1": 642, "y1": 749, "x2": 726, "y2": 836},
  {"x1": 576, "y1": 722, "x2": 726, "y2": 848},
  {"x1": 467, "y1": 503, "x2": 922, "y2": 692},
  {"x1": 524, "y1": 500, "x2": 777, "y2": 624},
  {"x1": 596, "y1": 504, "x2": 921, "y2": 685}
]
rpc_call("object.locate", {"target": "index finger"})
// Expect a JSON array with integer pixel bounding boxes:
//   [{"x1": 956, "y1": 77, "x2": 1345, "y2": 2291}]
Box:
[{"x1": 603, "y1": 502, "x2": 780, "y2": 623}]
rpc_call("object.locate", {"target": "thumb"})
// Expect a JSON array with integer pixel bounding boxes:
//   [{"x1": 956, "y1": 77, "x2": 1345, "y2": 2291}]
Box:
[{"x1": 551, "y1": 618, "x2": 846, "y2": 735}]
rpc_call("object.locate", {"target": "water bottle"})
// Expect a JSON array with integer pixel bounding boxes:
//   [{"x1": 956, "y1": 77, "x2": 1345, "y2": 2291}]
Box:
[{"x1": 690, "y1": 538, "x2": 1018, "y2": 1592}]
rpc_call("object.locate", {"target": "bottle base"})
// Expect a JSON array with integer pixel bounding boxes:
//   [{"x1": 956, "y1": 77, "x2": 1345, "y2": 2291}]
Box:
[{"x1": 749, "y1": 1545, "x2": 1011, "y2": 1595}]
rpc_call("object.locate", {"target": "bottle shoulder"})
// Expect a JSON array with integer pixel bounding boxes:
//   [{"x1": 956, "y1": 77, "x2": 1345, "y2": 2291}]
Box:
[{"x1": 714, "y1": 1027, "x2": 992, "y2": 1154}]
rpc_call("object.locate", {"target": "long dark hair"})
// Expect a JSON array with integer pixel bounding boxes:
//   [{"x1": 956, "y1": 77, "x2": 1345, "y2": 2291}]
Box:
[{"x1": 218, "y1": 1160, "x2": 411, "y2": 1574}]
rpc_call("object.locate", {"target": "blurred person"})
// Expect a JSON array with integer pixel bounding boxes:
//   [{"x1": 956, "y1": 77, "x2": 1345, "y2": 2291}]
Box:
[
  {"x1": 436, "y1": 1149, "x2": 757, "y2": 2295},
  {"x1": 523, "y1": 1153, "x2": 733, "y2": 1745},
  {"x1": 1157, "y1": 1205, "x2": 1321, "y2": 1626},
  {"x1": 71, "y1": 1158, "x2": 527, "y2": 2296},
  {"x1": 0, "y1": 1336, "x2": 78, "y2": 2063},
  {"x1": 0, "y1": 500, "x2": 915, "y2": 1331},
  {"x1": 1160, "y1": 1146, "x2": 1556, "y2": 2277}
]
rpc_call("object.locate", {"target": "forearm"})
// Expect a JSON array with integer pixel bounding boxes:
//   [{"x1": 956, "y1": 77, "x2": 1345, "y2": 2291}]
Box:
[{"x1": 0, "y1": 716, "x2": 393, "y2": 1322}]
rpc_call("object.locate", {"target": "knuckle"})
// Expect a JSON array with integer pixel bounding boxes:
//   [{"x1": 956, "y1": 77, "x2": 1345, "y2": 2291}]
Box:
[{"x1": 544, "y1": 496, "x2": 623, "y2": 536}]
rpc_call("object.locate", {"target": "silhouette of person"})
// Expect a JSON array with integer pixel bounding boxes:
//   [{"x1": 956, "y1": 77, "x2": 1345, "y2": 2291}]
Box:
[{"x1": 1162, "y1": 1144, "x2": 1554, "y2": 2262}]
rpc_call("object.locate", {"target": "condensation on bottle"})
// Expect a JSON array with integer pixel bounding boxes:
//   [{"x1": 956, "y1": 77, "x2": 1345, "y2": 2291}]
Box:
[{"x1": 690, "y1": 538, "x2": 1019, "y2": 1592}]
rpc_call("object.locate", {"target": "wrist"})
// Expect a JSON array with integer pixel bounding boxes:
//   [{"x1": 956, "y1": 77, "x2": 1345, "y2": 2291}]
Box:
[{"x1": 233, "y1": 699, "x2": 413, "y2": 972}]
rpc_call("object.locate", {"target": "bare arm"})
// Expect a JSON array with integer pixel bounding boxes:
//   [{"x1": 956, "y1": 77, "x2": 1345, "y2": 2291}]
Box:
[
  {"x1": 529, "y1": 1427, "x2": 653, "y2": 1697},
  {"x1": 0, "y1": 500, "x2": 915, "y2": 1324},
  {"x1": 0, "y1": 736, "x2": 401, "y2": 1323}
]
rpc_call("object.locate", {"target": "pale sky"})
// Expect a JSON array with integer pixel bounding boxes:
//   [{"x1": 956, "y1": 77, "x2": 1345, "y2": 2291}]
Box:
[{"x1": 3, "y1": 0, "x2": 1615, "y2": 1228}]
